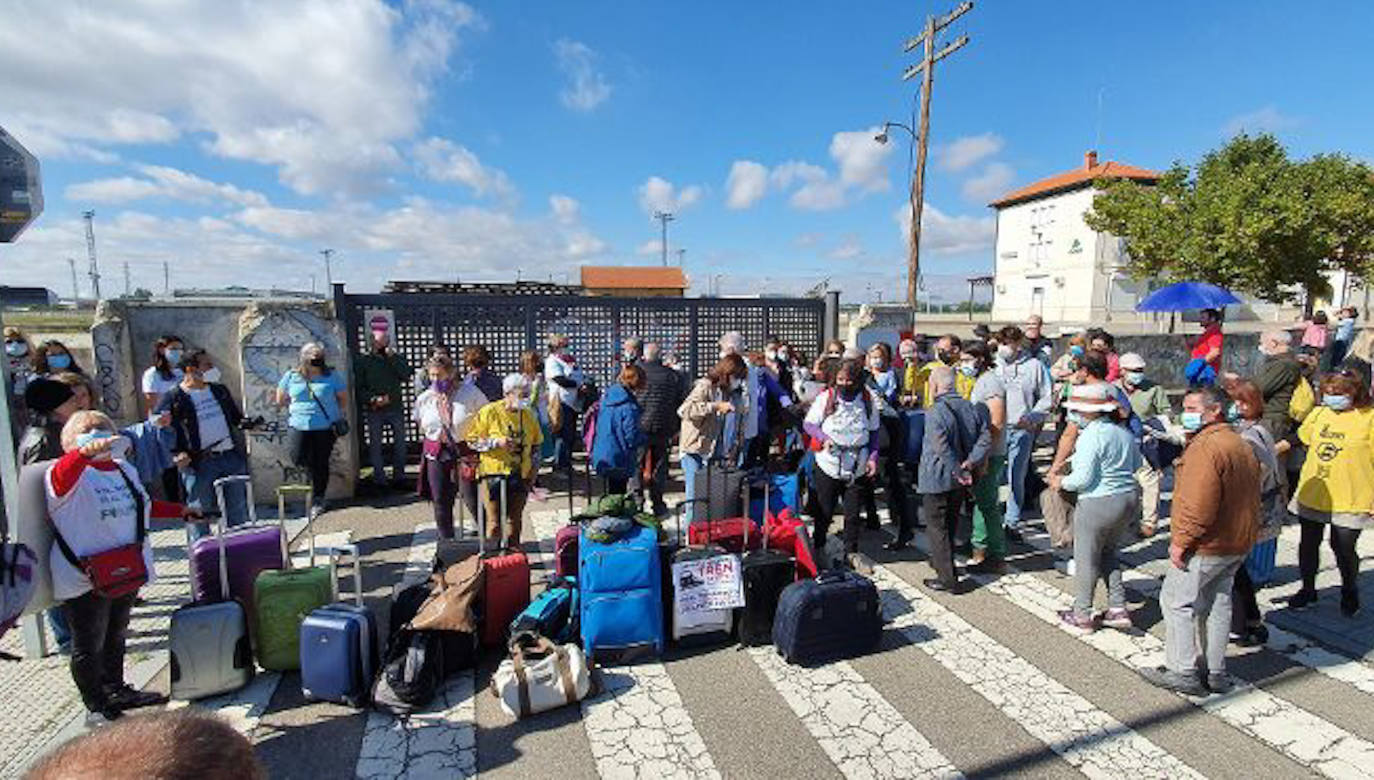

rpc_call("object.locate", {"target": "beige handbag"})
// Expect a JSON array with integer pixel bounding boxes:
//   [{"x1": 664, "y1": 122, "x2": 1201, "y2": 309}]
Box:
[
  {"x1": 410, "y1": 556, "x2": 484, "y2": 633},
  {"x1": 490, "y1": 633, "x2": 591, "y2": 718}
]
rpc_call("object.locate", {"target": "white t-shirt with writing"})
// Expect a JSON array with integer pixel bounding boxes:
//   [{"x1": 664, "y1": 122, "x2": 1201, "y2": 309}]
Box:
[
  {"x1": 188, "y1": 387, "x2": 233, "y2": 453},
  {"x1": 805, "y1": 389, "x2": 880, "y2": 480},
  {"x1": 142, "y1": 366, "x2": 182, "y2": 398},
  {"x1": 45, "y1": 461, "x2": 155, "y2": 600}
]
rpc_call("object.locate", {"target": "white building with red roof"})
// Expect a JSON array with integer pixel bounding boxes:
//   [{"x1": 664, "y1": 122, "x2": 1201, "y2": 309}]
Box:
[{"x1": 988, "y1": 150, "x2": 1160, "y2": 324}]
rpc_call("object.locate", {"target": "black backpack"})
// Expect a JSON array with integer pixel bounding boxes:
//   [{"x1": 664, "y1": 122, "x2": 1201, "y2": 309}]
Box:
[{"x1": 373, "y1": 628, "x2": 444, "y2": 715}]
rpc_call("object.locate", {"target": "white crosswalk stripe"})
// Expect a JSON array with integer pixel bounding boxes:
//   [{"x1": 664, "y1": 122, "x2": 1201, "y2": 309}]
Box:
[
  {"x1": 868, "y1": 562, "x2": 1204, "y2": 779},
  {"x1": 356, "y1": 524, "x2": 478, "y2": 780},
  {"x1": 527, "y1": 510, "x2": 722, "y2": 779}
]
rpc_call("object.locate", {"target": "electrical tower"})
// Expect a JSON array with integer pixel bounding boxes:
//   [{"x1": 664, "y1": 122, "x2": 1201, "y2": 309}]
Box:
[
  {"x1": 900, "y1": 1, "x2": 972, "y2": 309},
  {"x1": 67, "y1": 258, "x2": 79, "y2": 303},
  {"x1": 320, "y1": 248, "x2": 335, "y2": 287},
  {"x1": 83, "y1": 211, "x2": 102, "y2": 300},
  {"x1": 653, "y1": 211, "x2": 674, "y2": 267}
]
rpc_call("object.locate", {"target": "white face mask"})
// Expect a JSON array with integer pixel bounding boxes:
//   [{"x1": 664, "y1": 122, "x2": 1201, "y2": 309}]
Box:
[
  {"x1": 202, "y1": 366, "x2": 222, "y2": 384},
  {"x1": 997, "y1": 345, "x2": 1016, "y2": 362}
]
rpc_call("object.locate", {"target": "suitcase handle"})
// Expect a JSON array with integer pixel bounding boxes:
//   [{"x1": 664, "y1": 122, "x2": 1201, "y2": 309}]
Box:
[
  {"x1": 328, "y1": 542, "x2": 362, "y2": 606},
  {"x1": 211, "y1": 474, "x2": 287, "y2": 566}
]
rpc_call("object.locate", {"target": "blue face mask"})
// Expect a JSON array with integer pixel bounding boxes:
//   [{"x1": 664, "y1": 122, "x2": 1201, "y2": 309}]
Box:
[
  {"x1": 165, "y1": 349, "x2": 183, "y2": 366},
  {"x1": 1180, "y1": 411, "x2": 1204, "y2": 431},
  {"x1": 1069, "y1": 345, "x2": 1085, "y2": 357},
  {"x1": 75, "y1": 430, "x2": 112, "y2": 449},
  {"x1": 1124, "y1": 371, "x2": 1145, "y2": 386},
  {"x1": 1323, "y1": 394, "x2": 1353, "y2": 411},
  {"x1": 48, "y1": 353, "x2": 71, "y2": 370},
  {"x1": 958, "y1": 364, "x2": 978, "y2": 378}
]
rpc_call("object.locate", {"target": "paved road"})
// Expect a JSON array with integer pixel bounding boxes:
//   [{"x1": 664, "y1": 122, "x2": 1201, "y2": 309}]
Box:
[{"x1": 21, "y1": 470, "x2": 1374, "y2": 780}]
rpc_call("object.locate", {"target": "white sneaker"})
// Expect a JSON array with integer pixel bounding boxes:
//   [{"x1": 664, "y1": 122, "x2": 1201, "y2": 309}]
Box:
[{"x1": 1066, "y1": 559, "x2": 1076, "y2": 577}]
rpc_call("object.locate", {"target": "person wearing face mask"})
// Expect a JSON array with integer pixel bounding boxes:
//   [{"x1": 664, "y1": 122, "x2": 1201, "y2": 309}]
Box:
[
  {"x1": 896, "y1": 339, "x2": 921, "y2": 408},
  {"x1": 141, "y1": 336, "x2": 184, "y2": 412},
  {"x1": 544, "y1": 333, "x2": 585, "y2": 471},
  {"x1": 466, "y1": 374, "x2": 543, "y2": 546},
  {"x1": 1288, "y1": 370, "x2": 1374, "y2": 618},
  {"x1": 677, "y1": 355, "x2": 749, "y2": 523},
  {"x1": 764, "y1": 338, "x2": 794, "y2": 396},
  {"x1": 158, "y1": 349, "x2": 251, "y2": 537},
  {"x1": 621, "y1": 336, "x2": 644, "y2": 367},
  {"x1": 861, "y1": 343, "x2": 911, "y2": 538},
  {"x1": 1048, "y1": 384, "x2": 1141, "y2": 633},
  {"x1": 961, "y1": 342, "x2": 1008, "y2": 569},
  {"x1": 464, "y1": 345, "x2": 503, "y2": 402},
  {"x1": 275, "y1": 342, "x2": 349, "y2": 519},
  {"x1": 804, "y1": 359, "x2": 882, "y2": 564},
  {"x1": 720, "y1": 331, "x2": 790, "y2": 469},
  {"x1": 993, "y1": 325, "x2": 1054, "y2": 540},
  {"x1": 1328, "y1": 306, "x2": 1358, "y2": 370},
  {"x1": 46, "y1": 411, "x2": 202, "y2": 725},
  {"x1": 414, "y1": 354, "x2": 488, "y2": 539},
  {"x1": 1117, "y1": 353, "x2": 1172, "y2": 537},
  {"x1": 916, "y1": 366, "x2": 991, "y2": 592},
  {"x1": 1140, "y1": 386, "x2": 1259, "y2": 696},
  {"x1": 1221, "y1": 379, "x2": 1285, "y2": 646},
  {"x1": 33, "y1": 339, "x2": 86, "y2": 378},
  {"x1": 914, "y1": 334, "x2": 973, "y2": 408},
  {"x1": 6, "y1": 325, "x2": 35, "y2": 431},
  {"x1": 591, "y1": 364, "x2": 648, "y2": 495}
]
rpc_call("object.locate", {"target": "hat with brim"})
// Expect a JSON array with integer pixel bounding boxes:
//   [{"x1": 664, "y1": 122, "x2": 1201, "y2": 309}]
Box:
[{"x1": 1065, "y1": 383, "x2": 1118, "y2": 413}]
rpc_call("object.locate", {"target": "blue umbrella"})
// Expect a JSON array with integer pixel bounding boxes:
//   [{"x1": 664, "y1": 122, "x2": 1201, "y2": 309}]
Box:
[{"x1": 1134, "y1": 281, "x2": 1242, "y2": 312}]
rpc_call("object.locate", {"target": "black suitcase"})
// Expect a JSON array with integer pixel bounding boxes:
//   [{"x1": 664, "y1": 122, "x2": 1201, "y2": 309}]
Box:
[
  {"x1": 736, "y1": 548, "x2": 795, "y2": 646},
  {"x1": 692, "y1": 460, "x2": 747, "y2": 521},
  {"x1": 772, "y1": 570, "x2": 882, "y2": 665}
]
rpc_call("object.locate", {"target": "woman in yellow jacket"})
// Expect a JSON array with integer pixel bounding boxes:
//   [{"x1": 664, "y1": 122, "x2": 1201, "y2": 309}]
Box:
[
  {"x1": 1290, "y1": 369, "x2": 1372, "y2": 617},
  {"x1": 466, "y1": 374, "x2": 543, "y2": 546}
]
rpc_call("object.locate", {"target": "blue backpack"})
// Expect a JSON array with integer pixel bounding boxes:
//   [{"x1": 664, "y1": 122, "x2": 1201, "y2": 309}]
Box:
[{"x1": 509, "y1": 577, "x2": 578, "y2": 644}]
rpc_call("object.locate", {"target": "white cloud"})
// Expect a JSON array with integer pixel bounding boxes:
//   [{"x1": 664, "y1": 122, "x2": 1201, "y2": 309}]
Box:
[
  {"x1": 828, "y1": 235, "x2": 864, "y2": 260},
  {"x1": 412, "y1": 137, "x2": 514, "y2": 200},
  {"x1": 637, "y1": 176, "x2": 703, "y2": 215},
  {"x1": 961, "y1": 162, "x2": 1016, "y2": 203},
  {"x1": 830, "y1": 128, "x2": 891, "y2": 192},
  {"x1": 769, "y1": 161, "x2": 845, "y2": 211},
  {"x1": 65, "y1": 165, "x2": 269, "y2": 207},
  {"x1": 938, "y1": 133, "x2": 1004, "y2": 172},
  {"x1": 724, "y1": 161, "x2": 769, "y2": 210},
  {"x1": 549, "y1": 194, "x2": 580, "y2": 224},
  {"x1": 794, "y1": 232, "x2": 823, "y2": 249},
  {"x1": 554, "y1": 38, "x2": 612, "y2": 112},
  {"x1": 0, "y1": 0, "x2": 483, "y2": 195},
  {"x1": 1222, "y1": 105, "x2": 1301, "y2": 137},
  {"x1": 636, "y1": 239, "x2": 663, "y2": 257},
  {"x1": 895, "y1": 203, "x2": 997, "y2": 255}
]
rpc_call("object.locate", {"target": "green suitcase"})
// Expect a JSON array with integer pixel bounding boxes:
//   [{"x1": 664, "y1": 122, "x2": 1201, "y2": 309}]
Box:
[{"x1": 253, "y1": 564, "x2": 335, "y2": 671}]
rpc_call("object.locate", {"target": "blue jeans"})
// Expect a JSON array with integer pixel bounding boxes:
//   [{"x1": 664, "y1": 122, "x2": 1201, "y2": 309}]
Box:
[
  {"x1": 365, "y1": 406, "x2": 407, "y2": 484},
  {"x1": 1003, "y1": 428, "x2": 1034, "y2": 529},
  {"x1": 47, "y1": 607, "x2": 72, "y2": 651},
  {"x1": 183, "y1": 449, "x2": 250, "y2": 541},
  {"x1": 680, "y1": 453, "x2": 704, "y2": 525}
]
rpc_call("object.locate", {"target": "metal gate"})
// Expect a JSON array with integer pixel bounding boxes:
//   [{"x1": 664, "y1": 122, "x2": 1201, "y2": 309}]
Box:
[{"x1": 335, "y1": 287, "x2": 829, "y2": 454}]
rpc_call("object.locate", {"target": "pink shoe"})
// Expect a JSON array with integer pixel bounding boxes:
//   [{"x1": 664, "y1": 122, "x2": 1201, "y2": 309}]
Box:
[
  {"x1": 1058, "y1": 609, "x2": 1098, "y2": 634},
  {"x1": 1100, "y1": 607, "x2": 1132, "y2": 630}
]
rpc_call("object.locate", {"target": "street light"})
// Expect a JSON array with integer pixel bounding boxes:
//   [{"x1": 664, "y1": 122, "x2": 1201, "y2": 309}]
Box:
[{"x1": 874, "y1": 121, "x2": 916, "y2": 146}]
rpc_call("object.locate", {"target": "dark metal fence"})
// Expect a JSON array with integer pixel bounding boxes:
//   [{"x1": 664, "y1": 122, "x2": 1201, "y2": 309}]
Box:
[{"x1": 334, "y1": 285, "x2": 830, "y2": 455}]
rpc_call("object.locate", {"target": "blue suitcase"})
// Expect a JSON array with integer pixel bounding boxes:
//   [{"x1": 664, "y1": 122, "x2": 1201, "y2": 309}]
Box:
[
  {"x1": 899, "y1": 410, "x2": 924, "y2": 466},
  {"x1": 300, "y1": 545, "x2": 378, "y2": 707},
  {"x1": 773, "y1": 570, "x2": 882, "y2": 666},
  {"x1": 580, "y1": 524, "x2": 664, "y2": 665},
  {"x1": 1245, "y1": 538, "x2": 1278, "y2": 586},
  {"x1": 749, "y1": 473, "x2": 800, "y2": 523}
]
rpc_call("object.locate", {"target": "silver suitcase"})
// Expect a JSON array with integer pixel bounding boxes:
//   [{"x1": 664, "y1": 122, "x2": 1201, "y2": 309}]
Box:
[{"x1": 170, "y1": 509, "x2": 254, "y2": 701}]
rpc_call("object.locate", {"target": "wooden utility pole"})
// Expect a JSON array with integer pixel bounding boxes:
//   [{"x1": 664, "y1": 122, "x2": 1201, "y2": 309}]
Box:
[{"x1": 902, "y1": 1, "x2": 972, "y2": 310}]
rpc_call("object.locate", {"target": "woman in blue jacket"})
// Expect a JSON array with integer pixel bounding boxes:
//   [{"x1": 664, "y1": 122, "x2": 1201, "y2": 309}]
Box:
[{"x1": 591, "y1": 364, "x2": 648, "y2": 495}]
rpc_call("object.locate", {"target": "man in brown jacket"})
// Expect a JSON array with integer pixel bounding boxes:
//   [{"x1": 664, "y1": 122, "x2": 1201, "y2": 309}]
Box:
[{"x1": 1141, "y1": 386, "x2": 1260, "y2": 696}]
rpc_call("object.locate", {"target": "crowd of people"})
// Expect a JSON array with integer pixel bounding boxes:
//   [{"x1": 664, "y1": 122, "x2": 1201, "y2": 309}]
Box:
[{"x1": 6, "y1": 301, "x2": 1369, "y2": 726}]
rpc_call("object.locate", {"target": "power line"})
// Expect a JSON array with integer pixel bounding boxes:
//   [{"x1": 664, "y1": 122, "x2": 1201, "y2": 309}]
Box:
[
  {"x1": 653, "y1": 211, "x2": 675, "y2": 267},
  {"x1": 900, "y1": 1, "x2": 973, "y2": 310}
]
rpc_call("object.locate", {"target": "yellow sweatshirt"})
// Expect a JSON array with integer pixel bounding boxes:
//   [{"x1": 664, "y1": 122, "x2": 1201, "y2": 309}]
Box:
[
  {"x1": 1295, "y1": 406, "x2": 1374, "y2": 526},
  {"x1": 910, "y1": 360, "x2": 975, "y2": 408},
  {"x1": 466, "y1": 401, "x2": 543, "y2": 480}
]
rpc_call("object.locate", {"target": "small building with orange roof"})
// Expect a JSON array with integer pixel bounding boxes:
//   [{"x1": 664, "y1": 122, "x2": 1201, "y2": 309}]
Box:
[{"x1": 580, "y1": 265, "x2": 688, "y2": 298}]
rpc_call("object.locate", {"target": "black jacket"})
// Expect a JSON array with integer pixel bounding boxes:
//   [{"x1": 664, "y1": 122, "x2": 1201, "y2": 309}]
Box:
[
  {"x1": 157, "y1": 382, "x2": 245, "y2": 463},
  {"x1": 638, "y1": 359, "x2": 685, "y2": 435},
  {"x1": 19, "y1": 417, "x2": 64, "y2": 466}
]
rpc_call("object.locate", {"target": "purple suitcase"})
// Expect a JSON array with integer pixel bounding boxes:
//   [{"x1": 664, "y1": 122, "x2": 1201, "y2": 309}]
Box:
[
  {"x1": 555, "y1": 524, "x2": 579, "y2": 577},
  {"x1": 189, "y1": 476, "x2": 286, "y2": 613}
]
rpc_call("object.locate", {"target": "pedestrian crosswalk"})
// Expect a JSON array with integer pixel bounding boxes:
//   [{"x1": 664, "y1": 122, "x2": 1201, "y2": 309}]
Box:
[{"x1": 142, "y1": 501, "x2": 1374, "y2": 780}]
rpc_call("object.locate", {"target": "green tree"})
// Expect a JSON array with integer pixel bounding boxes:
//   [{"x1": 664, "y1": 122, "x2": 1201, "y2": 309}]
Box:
[{"x1": 1084, "y1": 133, "x2": 1374, "y2": 303}]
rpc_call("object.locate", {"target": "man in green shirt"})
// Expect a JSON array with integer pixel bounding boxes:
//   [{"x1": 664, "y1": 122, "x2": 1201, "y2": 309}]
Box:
[
  {"x1": 355, "y1": 326, "x2": 412, "y2": 490},
  {"x1": 1118, "y1": 352, "x2": 1172, "y2": 536}
]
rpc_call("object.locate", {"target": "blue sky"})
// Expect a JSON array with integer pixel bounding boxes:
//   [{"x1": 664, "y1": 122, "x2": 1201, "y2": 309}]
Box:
[{"x1": 3, "y1": 1, "x2": 1371, "y2": 303}]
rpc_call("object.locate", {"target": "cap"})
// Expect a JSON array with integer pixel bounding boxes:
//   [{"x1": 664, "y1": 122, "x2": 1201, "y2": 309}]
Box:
[
  {"x1": 24, "y1": 378, "x2": 74, "y2": 415},
  {"x1": 1119, "y1": 352, "x2": 1146, "y2": 371},
  {"x1": 1065, "y1": 383, "x2": 1118, "y2": 413}
]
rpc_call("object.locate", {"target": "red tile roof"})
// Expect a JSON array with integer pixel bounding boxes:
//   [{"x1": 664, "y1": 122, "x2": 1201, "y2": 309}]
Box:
[
  {"x1": 989, "y1": 152, "x2": 1159, "y2": 209},
  {"x1": 580, "y1": 266, "x2": 687, "y2": 289}
]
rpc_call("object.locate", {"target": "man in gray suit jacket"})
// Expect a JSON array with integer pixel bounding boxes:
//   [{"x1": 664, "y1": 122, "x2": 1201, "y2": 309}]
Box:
[{"x1": 918, "y1": 366, "x2": 992, "y2": 593}]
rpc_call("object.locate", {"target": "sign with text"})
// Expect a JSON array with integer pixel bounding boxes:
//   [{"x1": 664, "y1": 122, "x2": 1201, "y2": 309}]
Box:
[
  {"x1": 363, "y1": 308, "x2": 395, "y2": 340},
  {"x1": 671, "y1": 554, "x2": 744, "y2": 615}
]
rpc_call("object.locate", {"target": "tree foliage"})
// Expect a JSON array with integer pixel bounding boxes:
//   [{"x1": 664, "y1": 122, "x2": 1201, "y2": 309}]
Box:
[{"x1": 1084, "y1": 133, "x2": 1374, "y2": 303}]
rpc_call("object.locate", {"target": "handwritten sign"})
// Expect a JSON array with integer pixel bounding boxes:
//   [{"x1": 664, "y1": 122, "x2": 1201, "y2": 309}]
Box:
[{"x1": 671, "y1": 554, "x2": 744, "y2": 616}]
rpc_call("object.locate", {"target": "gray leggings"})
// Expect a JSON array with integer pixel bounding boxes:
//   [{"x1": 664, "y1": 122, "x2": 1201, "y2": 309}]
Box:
[{"x1": 1072, "y1": 491, "x2": 1139, "y2": 616}]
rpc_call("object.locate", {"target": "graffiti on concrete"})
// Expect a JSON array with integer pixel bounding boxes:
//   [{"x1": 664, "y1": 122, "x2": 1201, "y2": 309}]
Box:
[{"x1": 93, "y1": 341, "x2": 122, "y2": 417}]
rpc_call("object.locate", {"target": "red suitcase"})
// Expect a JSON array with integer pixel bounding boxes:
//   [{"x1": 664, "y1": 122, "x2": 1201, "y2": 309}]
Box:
[
  {"x1": 687, "y1": 516, "x2": 762, "y2": 554},
  {"x1": 764, "y1": 508, "x2": 818, "y2": 580},
  {"x1": 477, "y1": 476, "x2": 530, "y2": 649}
]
